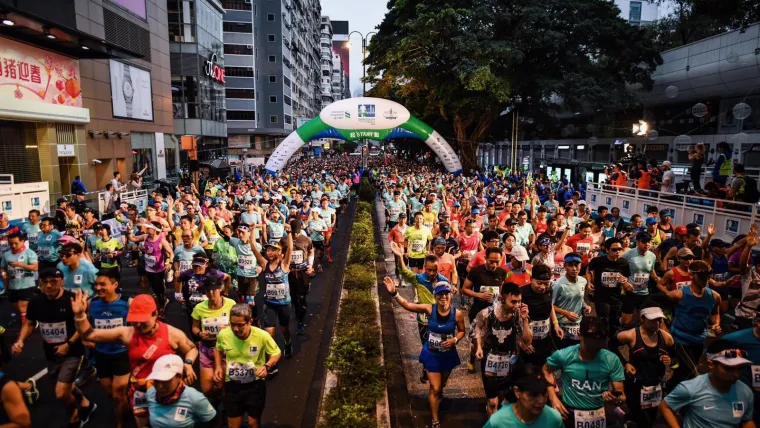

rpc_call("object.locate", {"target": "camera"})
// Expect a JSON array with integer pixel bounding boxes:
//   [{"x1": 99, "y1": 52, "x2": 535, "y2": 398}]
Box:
[{"x1": 91, "y1": 159, "x2": 103, "y2": 165}]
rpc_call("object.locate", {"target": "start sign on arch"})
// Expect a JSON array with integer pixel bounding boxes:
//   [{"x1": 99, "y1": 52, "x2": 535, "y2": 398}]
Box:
[{"x1": 205, "y1": 53, "x2": 225, "y2": 84}]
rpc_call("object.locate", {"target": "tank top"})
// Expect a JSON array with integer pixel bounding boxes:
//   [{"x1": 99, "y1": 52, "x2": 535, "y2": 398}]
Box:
[
  {"x1": 90, "y1": 295, "x2": 130, "y2": 354},
  {"x1": 658, "y1": 224, "x2": 673, "y2": 240},
  {"x1": 505, "y1": 264, "x2": 533, "y2": 287},
  {"x1": 672, "y1": 286, "x2": 715, "y2": 346},
  {"x1": 711, "y1": 255, "x2": 729, "y2": 283},
  {"x1": 650, "y1": 230, "x2": 662, "y2": 247},
  {"x1": 128, "y1": 322, "x2": 174, "y2": 380},
  {"x1": 484, "y1": 307, "x2": 519, "y2": 355},
  {"x1": 535, "y1": 219, "x2": 547, "y2": 235},
  {"x1": 629, "y1": 328, "x2": 667, "y2": 386},
  {"x1": 143, "y1": 235, "x2": 165, "y2": 273},
  {"x1": 458, "y1": 232, "x2": 480, "y2": 264},
  {"x1": 263, "y1": 261, "x2": 291, "y2": 305},
  {"x1": 670, "y1": 267, "x2": 692, "y2": 291},
  {"x1": 425, "y1": 305, "x2": 457, "y2": 353}
]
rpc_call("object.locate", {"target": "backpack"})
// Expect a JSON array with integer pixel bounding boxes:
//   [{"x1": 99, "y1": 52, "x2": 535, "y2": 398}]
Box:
[{"x1": 740, "y1": 176, "x2": 760, "y2": 203}]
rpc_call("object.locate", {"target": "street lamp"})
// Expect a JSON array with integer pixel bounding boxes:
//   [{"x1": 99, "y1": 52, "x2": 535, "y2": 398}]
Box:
[{"x1": 344, "y1": 30, "x2": 377, "y2": 96}]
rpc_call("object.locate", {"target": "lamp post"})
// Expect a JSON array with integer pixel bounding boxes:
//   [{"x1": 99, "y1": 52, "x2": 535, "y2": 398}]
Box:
[{"x1": 344, "y1": 30, "x2": 377, "y2": 96}]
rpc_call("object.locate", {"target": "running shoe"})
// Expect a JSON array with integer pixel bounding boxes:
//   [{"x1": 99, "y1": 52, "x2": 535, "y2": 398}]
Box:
[
  {"x1": 327, "y1": 256, "x2": 333, "y2": 263},
  {"x1": 296, "y1": 323, "x2": 306, "y2": 335},
  {"x1": 431, "y1": 421, "x2": 441, "y2": 428},
  {"x1": 266, "y1": 366, "x2": 279, "y2": 378},
  {"x1": 467, "y1": 361, "x2": 476, "y2": 374},
  {"x1": 283, "y1": 342, "x2": 293, "y2": 358},
  {"x1": 75, "y1": 365, "x2": 97, "y2": 388},
  {"x1": 22, "y1": 378, "x2": 39, "y2": 405},
  {"x1": 78, "y1": 402, "x2": 97, "y2": 426}
]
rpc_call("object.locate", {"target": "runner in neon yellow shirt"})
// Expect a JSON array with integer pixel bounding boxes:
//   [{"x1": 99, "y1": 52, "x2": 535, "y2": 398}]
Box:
[{"x1": 404, "y1": 212, "x2": 433, "y2": 274}]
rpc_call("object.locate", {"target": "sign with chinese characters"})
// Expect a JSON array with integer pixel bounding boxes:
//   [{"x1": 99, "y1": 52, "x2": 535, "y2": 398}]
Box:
[
  {"x1": 205, "y1": 53, "x2": 225, "y2": 84},
  {"x1": 0, "y1": 36, "x2": 82, "y2": 107}
]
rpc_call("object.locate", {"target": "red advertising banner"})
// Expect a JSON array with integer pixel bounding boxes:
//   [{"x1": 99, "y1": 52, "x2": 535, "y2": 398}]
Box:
[{"x1": 0, "y1": 36, "x2": 82, "y2": 107}]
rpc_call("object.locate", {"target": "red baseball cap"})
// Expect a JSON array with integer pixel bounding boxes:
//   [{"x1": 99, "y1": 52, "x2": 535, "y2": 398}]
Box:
[
  {"x1": 127, "y1": 294, "x2": 157, "y2": 322},
  {"x1": 675, "y1": 226, "x2": 688, "y2": 235}
]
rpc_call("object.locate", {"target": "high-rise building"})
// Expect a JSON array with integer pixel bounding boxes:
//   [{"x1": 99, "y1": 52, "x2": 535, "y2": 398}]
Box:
[
  {"x1": 614, "y1": 0, "x2": 660, "y2": 26},
  {"x1": 222, "y1": 0, "x2": 321, "y2": 164},
  {"x1": 0, "y1": 0, "x2": 174, "y2": 198},
  {"x1": 168, "y1": 0, "x2": 228, "y2": 163},
  {"x1": 320, "y1": 17, "x2": 334, "y2": 110},
  {"x1": 331, "y1": 20, "x2": 349, "y2": 86}
]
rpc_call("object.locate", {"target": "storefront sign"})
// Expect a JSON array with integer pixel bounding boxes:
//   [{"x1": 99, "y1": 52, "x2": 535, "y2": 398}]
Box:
[
  {"x1": 204, "y1": 53, "x2": 225, "y2": 84},
  {"x1": 0, "y1": 36, "x2": 82, "y2": 107},
  {"x1": 57, "y1": 144, "x2": 75, "y2": 157},
  {"x1": 228, "y1": 135, "x2": 251, "y2": 149}
]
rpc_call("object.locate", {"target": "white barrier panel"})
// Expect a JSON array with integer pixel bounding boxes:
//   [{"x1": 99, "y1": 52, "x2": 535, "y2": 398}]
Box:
[
  {"x1": 120, "y1": 190, "x2": 149, "y2": 213},
  {"x1": 0, "y1": 182, "x2": 50, "y2": 222},
  {"x1": 585, "y1": 183, "x2": 758, "y2": 243}
]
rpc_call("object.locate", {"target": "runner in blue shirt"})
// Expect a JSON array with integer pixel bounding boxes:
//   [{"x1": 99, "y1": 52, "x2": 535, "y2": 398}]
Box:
[
  {"x1": 723, "y1": 309, "x2": 760, "y2": 421},
  {"x1": 36, "y1": 217, "x2": 63, "y2": 270},
  {"x1": 57, "y1": 243, "x2": 98, "y2": 296},
  {"x1": 0, "y1": 232, "x2": 37, "y2": 326},
  {"x1": 145, "y1": 354, "x2": 216, "y2": 428}
]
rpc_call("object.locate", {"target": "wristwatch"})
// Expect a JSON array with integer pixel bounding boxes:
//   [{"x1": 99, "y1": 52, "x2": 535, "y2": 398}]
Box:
[
  {"x1": 184, "y1": 358, "x2": 193, "y2": 365},
  {"x1": 122, "y1": 63, "x2": 134, "y2": 117}
]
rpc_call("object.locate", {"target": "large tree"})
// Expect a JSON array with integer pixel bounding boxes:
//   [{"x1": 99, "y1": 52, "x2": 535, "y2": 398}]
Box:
[
  {"x1": 649, "y1": 0, "x2": 760, "y2": 50},
  {"x1": 365, "y1": 0, "x2": 662, "y2": 172}
]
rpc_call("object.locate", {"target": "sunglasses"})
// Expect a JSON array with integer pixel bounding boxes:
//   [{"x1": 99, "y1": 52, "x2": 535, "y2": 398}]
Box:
[{"x1": 680, "y1": 256, "x2": 695, "y2": 261}]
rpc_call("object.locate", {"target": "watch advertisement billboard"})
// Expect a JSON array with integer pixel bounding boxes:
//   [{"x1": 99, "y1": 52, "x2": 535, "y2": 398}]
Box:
[{"x1": 110, "y1": 60, "x2": 153, "y2": 121}]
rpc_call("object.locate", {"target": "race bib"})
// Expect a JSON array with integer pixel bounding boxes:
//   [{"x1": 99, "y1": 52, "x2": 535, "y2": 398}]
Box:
[
  {"x1": 39, "y1": 321, "x2": 67, "y2": 344},
  {"x1": 411, "y1": 241, "x2": 425, "y2": 253},
  {"x1": 574, "y1": 408, "x2": 605, "y2": 428},
  {"x1": 479, "y1": 286, "x2": 500, "y2": 298},
  {"x1": 133, "y1": 390, "x2": 148, "y2": 409},
  {"x1": 563, "y1": 323, "x2": 581, "y2": 341},
  {"x1": 227, "y1": 361, "x2": 257, "y2": 383},
  {"x1": 667, "y1": 259, "x2": 674, "y2": 270},
  {"x1": 423, "y1": 222, "x2": 434, "y2": 229},
  {"x1": 208, "y1": 235, "x2": 220, "y2": 246},
  {"x1": 640, "y1": 385, "x2": 662, "y2": 409},
  {"x1": 74, "y1": 274, "x2": 83, "y2": 284},
  {"x1": 675, "y1": 281, "x2": 691, "y2": 290},
  {"x1": 751, "y1": 365, "x2": 760, "y2": 390},
  {"x1": 179, "y1": 261, "x2": 192, "y2": 272},
  {"x1": 0, "y1": 240, "x2": 8, "y2": 253},
  {"x1": 266, "y1": 282, "x2": 287, "y2": 300},
  {"x1": 389, "y1": 207, "x2": 400, "y2": 217},
  {"x1": 600, "y1": 272, "x2": 619, "y2": 287},
  {"x1": 553, "y1": 262, "x2": 565, "y2": 277},
  {"x1": 461, "y1": 249, "x2": 476, "y2": 260},
  {"x1": 530, "y1": 318, "x2": 551, "y2": 339},
  {"x1": 291, "y1": 250, "x2": 305, "y2": 265},
  {"x1": 144, "y1": 254, "x2": 157, "y2": 269},
  {"x1": 38, "y1": 246, "x2": 51, "y2": 258},
  {"x1": 632, "y1": 273, "x2": 650, "y2": 288},
  {"x1": 201, "y1": 316, "x2": 229, "y2": 338},
  {"x1": 484, "y1": 353, "x2": 512, "y2": 377},
  {"x1": 238, "y1": 255, "x2": 255, "y2": 270},
  {"x1": 712, "y1": 272, "x2": 728, "y2": 282},
  {"x1": 10, "y1": 268, "x2": 24, "y2": 279},
  {"x1": 428, "y1": 332, "x2": 446, "y2": 352},
  {"x1": 94, "y1": 318, "x2": 123, "y2": 330},
  {"x1": 576, "y1": 242, "x2": 591, "y2": 255}
]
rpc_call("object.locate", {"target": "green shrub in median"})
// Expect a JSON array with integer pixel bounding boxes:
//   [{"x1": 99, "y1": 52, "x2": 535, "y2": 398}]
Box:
[
  {"x1": 358, "y1": 178, "x2": 375, "y2": 202},
  {"x1": 357, "y1": 201, "x2": 372, "y2": 215},
  {"x1": 343, "y1": 265, "x2": 376, "y2": 291}
]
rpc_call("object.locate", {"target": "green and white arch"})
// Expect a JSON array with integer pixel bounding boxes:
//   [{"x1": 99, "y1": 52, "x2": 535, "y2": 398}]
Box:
[{"x1": 264, "y1": 97, "x2": 463, "y2": 175}]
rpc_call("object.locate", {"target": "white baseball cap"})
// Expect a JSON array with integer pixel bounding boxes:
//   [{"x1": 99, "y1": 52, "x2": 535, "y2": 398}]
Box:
[
  {"x1": 640, "y1": 307, "x2": 665, "y2": 320},
  {"x1": 511, "y1": 246, "x2": 529, "y2": 262},
  {"x1": 662, "y1": 161, "x2": 672, "y2": 167},
  {"x1": 707, "y1": 349, "x2": 753, "y2": 367},
  {"x1": 147, "y1": 354, "x2": 184, "y2": 381}
]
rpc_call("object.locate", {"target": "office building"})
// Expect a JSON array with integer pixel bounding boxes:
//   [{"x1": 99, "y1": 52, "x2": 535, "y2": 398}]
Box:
[
  {"x1": 614, "y1": 0, "x2": 661, "y2": 26},
  {"x1": 332, "y1": 52, "x2": 349, "y2": 101},
  {"x1": 168, "y1": 0, "x2": 227, "y2": 163},
  {"x1": 222, "y1": 0, "x2": 321, "y2": 164},
  {"x1": 331, "y1": 20, "x2": 349, "y2": 86},
  {"x1": 0, "y1": 0, "x2": 174, "y2": 198}
]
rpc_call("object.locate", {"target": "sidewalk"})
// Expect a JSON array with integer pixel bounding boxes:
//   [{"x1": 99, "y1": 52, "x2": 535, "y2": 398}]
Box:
[{"x1": 375, "y1": 201, "x2": 486, "y2": 428}]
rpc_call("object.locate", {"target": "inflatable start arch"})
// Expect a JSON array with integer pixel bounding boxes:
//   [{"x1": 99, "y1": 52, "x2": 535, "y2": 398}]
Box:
[{"x1": 264, "y1": 97, "x2": 463, "y2": 175}]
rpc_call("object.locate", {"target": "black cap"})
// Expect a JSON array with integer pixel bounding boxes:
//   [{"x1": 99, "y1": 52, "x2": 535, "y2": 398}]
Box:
[
  {"x1": 200, "y1": 276, "x2": 223, "y2": 292},
  {"x1": 506, "y1": 218, "x2": 517, "y2": 226},
  {"x1": 75, "y1": 191, "x2": 85, "y2": 196},
  {"x1": 635, "y1": 231, "x2": 652, "y2": 243},
  {"x1": 83, "y1": 207, "x2": 94, "y2": 214},
  {"x1": 532, "y1": 264, "x2": 553, "y2": 281},
  {"x1": 439, "y1": 223, "x2": 450, "y2": 232},
  {"x1": 192, "y1": 255, "x2": 209, "y2": 266},
  {"x1": 513, "y1": 371, "x2": 552, "y2": 393},
  {"x1": 39, "y1": 267, "x2": 64, "y2": 280},
  {"x1": 92, "y1": 222, "x2": 104, "y2": 230},
  {"x1": 56, "y1": 197, "x2": 67, "y2": 204},
  {"x1": 710, "y1": 238, "x2": 730, "y2": 248}
]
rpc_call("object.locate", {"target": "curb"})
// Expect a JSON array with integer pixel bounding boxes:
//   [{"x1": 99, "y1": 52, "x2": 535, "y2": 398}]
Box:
[{"x1": 372, "y1": 257, "x2": 392, "y2": 428}]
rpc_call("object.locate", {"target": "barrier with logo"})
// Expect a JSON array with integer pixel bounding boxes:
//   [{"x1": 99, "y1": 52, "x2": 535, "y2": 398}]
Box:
[
  {"x1": 585, "y1": 182, "x2": 758, "y2": 243},
  {"x1": 0, "y1": 176, "x2": 50, "y2": 224},
  {"x1": 98, "y1": 189, "x2": 149, "y2": 215}
]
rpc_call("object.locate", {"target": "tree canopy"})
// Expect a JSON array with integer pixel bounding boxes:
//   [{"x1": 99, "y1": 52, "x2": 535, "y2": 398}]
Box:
[
  {"x1": 365, "y1": 0, "x2": 662, "y2": 171},
  {"x1": 649, "y1": 0, "x2": 760, "y2": 50}
]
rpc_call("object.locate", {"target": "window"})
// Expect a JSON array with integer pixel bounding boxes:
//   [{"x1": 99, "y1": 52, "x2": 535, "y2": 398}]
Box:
[
  {"x1": 223, "y1": 22, "x2": 253, "y2": 33},
  {"x1": 227, "y1": 111, "x2": 256, "y2": 121},
  {"x1": 268, "y1": 55, "x2": 276, "y2": 63},
  {"x1": 322, "y1": 70, "x2": 330, "y2": 76},
  {"x1": 270, "y1": 115, "x2": 278, "y2": 123},
  {"x1": 224, "y1": 44, "x2": 253, "y2": 55},
  {"x1": 284, "y1": 114, "x2": 292, "y2": 125},
  {"x1": 222, "y1": 0, "x2": 252, "y2": 11},
  {"x1": 269, "y1": 75, "x2": 276, "y2": 83},
  {"x1": 268, "y1": 34, "x2": 275, "y2": 42},
  {"x1": 226, "y1": 88, "x2": 255, "y2": 99},
  {"x1": 269, "y1": 96, "x2": 277, "y2": 103},
  {"x1": 284, "y1": 95, "x2": 292, "y2": 106},
  {"x1": 267, "y1": 13, "x2": 275, "y2": 22},
  {"x1": 225, "y1": 67, "x2": 255, "y2": 77},
  {"x1": 629, "y1": 1, "x2": 642, "y2": 22}
]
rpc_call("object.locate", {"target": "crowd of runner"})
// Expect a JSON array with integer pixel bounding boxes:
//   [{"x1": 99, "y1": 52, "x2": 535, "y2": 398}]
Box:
[
  {"x1": 0, "y1": 154, "x2": 377, "y2": 428},
  {"x1": 0, "y1": 151, "x2": 758, "y2": 428},
  {"x1": 380, "y1": 166, "x2": 759, "y2": 428}
]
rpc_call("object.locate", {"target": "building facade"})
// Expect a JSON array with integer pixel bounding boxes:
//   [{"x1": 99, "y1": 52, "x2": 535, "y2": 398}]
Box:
[
  {"x1": 0, "y1": 0, "x2": 175, "y2": 199},
  {"x1": 613, "y1": 0, "x2": 660, "y2": 26},
  {"x1": 168, "y1": 0, "x2": 227, "y2": 163},
  {"x1": 320, "y1": 17, "x2": 334, "y2": 110}
]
